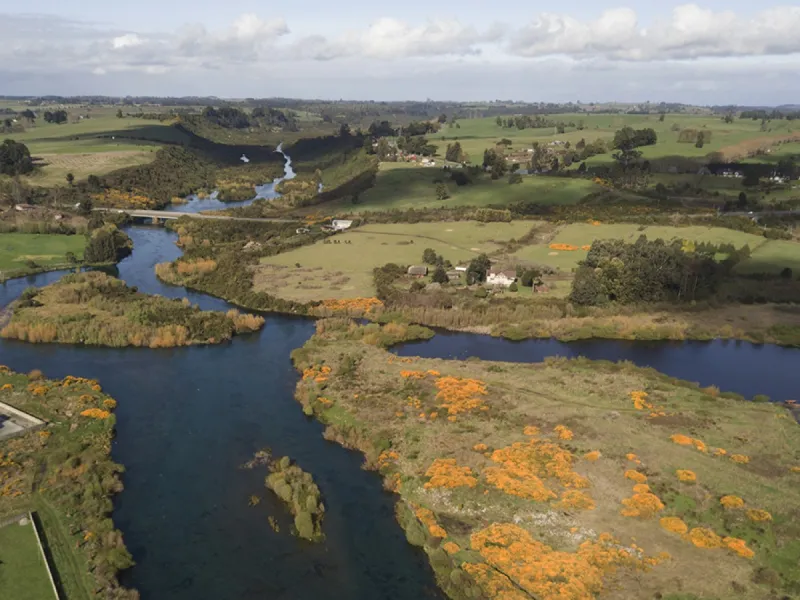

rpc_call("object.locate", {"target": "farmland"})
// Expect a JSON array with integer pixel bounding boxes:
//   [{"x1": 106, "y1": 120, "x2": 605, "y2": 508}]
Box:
[
  {"x1": 442, "y1": 113, "x2": 800, "y2": 167},
  {"x1": 335, "y1": 163, "x2": 600, "y2": 212},
  {"x1": 0, "y1": 233, "x2": 85, "y2": 277},
  {"x1": 256, "y1": 221, "x2": 534, "y2": 301},
  {"x1": 293, "y1": 322, "x2": 800, "y2": 600},
  {"x1": 0, "y1": 520, "x2": 55, "y2": 600}
]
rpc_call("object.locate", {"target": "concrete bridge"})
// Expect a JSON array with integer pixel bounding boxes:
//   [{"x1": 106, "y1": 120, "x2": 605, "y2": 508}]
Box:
[{"x1": 94, "y1": 208, "x2": 297, "y2": 224}]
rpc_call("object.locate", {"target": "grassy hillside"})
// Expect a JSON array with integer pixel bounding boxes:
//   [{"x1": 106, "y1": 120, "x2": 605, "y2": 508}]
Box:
[
  {"x1": 0, "y1": 233, "x2": 85, "y2": 275},
  {"x1": 293, "y1": 321, "x2": 800, "y2": 600}
]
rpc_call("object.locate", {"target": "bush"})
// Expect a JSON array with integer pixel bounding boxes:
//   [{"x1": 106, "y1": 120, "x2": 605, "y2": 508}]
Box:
[
  {"x1": 509, "y1": 282, "x2": 519, "y2": 292},
  {"x1": 474, "y1": 287, "x2": 488, "y2": 299}
]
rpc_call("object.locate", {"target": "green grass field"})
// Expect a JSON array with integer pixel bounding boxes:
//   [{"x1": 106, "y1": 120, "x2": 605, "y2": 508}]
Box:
[
  {"x1": 441, "y1": 114, "x2": 800, "y2": 168},
  {"x1": 0, "y1": 520, "x2": 56, "y2": 600},
  {"x1": 0, "y1": 233, "x2": 85, "y2": 273},
  {"x1": 3, "y1": 113, "x2": 190, "y2": 184},
  {"x1": 256, "y1": 221, "x2": 534, "y2": 300},
  {"x1": 735, "y1": 240, "x2": 800, "y2": 275},
  {"x1": 334, "y1": 163, "x2": 600, "y2": 213},
  {"x1": 509, "y1": 223, "x2": 771, "y2": 272}
]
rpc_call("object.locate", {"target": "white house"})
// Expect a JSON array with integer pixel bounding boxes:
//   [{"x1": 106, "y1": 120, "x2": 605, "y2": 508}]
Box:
[
  {"x1": 486, "y1": 270, "x2": 517, "y2": 287},
  {"x1": 331, "y1": 219, "x2": 353, "y2": 231},
  {"x1": 454, "y1": 266, "x2": 467, "y2": 272}
]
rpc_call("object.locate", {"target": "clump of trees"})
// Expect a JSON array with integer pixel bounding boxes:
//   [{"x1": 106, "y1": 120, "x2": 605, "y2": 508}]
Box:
[
  {"x1": 0, "y1": 139, "x2": 34, "y2": 176},
  {"x1": 43, "y1": 110, "x2": 68, "y2": 124},
  {"x1": 84, "y1": 224, "x2": 133, "y2": 264},
  {"x1": 265, "y1": 455, "x2": 325, "y2": 541},
  {"x1": 569, "y1": 237, "x2": 747, "y2": 306}
]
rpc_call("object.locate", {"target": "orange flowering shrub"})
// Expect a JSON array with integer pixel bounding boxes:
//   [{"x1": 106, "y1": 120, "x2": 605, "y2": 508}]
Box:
[
  {"x1": 659, "y1": 517, "x2": 688, "y2": 535},
  {"x1": 746, "y1": 509, "x2": 772, "y2": 522},
  {"x1": 320, "y1": 297, "x2": 383, "y2": 314},
  {"x1": 424, "y1": 458, "x2": 478, "y2": 489},
  {"x1": 484, "y1": 438, "x2": 588, "y2": 502},
  {"x1": 554, "y1": 425, "x2": 574, "y2": 440},
  {"x1": 400, "y1": 370, "x2": 427, "y2": 379},
  {"x1": 714, "y1": 448, "x2": 728, "y2": 456},
  {"x1": 581, "y1": 245, "x2": 591, "y2": 251},
  {"x1": 723, "y1": 537, "x2": 755, "y2": 559},
  {"x1": 620, "y1": 492, "x2": 664, "y2": 518},
  {"x1": 631, "y1": 391, "x2": 651, "y2": 410},
  {"x1": 80, "y1": 408, "x2": 111, "y2": 420},
  {"x1": 92, "y1": 188, "x2": 157, "y2": 209},
  {"x1": 0, "y1": 383, "x2": 12, "y2": 391},
  {"x1": 688, "y1": 527, "x2": 722, "y2": 549},
  {"x1": 720, "y1": 495, "x2": 744, "y2": 509},
  {"x1": 302, "y1": 365, "x2": 332, "y2": 383},
  {"x1": 549, "y1": 243, "x2": 580, "y2": 251},
  {"x1": 670, "y1": 434, "x2": 707, "y2": 452},
  {"x1": 557, "y1": 490, "x2": 596, "y2": 510},
  {"x1": 426, "y1": 370, "x2": 440, "y2": 377},
  {"x1": 473, "y1": 443, "x2": 488, "y2": 452},
  {"x1": 443, "y1": 542, "x2": 460, "y2": 555},
  {"x1": 583, "y1": 450, "x2": 601, "y2": 462},
  {"x1": 434, "y1": 376, "x2": 488, "y2": 415},
  {"x1": 38, "y1": 430, "x2": 51, "y2": 439},
  {"x1": 624, "y1": 470, "x2": 647, "y2": 484},
  {"x1": 730, "y1": 454, "x2": 750, "y2": 464},
  {"x1": 377, "y1": 450, "x2": 399, "y2": 469},
  {"x1": 523, "y1": 425, "x2": 540, "y2": 436},
  {"x1": 467, "y1": 524, "x2": 655, "y2": 600},
  {"x1": 676, "y1": 470, "x2": 696, "y2": 483},
  {"x1": 791, "y1": 466, "x2": 800, "y2": 473},
  {"x1": 102, "y1": 398, "x2": 117, "y2": 409},
  {"x1": 414, "y1": 506, "x2": 446, "y2": 538},
  {"x1": 633, "y1": 484, "x2": 650, "y2": 493}
]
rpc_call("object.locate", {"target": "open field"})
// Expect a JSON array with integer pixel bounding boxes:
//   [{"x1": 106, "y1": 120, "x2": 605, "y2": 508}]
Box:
[
  {"x1": 736, "y1": 240, "x2": 800, "y2": 275},
  {"x1": 0, "y1": 233, "x2": 85, "y2": 273},
  {"x1": 509, "y1": 223, "x2": 770, "y2": 272},
  {"x1": 3, "y1": 115, "x2": 189, "y2": 184},
  {"x1": 329, "y1": 163, "x2": 601, "y2": 213},
  {"x1": 442, "y1": 114, "x2": 800, "y2": 167},
  {"x1": 294, "y1": 322, "x2": 800, "y2": 600},
  {"x1": 0, "y1": 519, "x2": 55, "y2": 600},
  {"x1": 256, "y1": 221, "x2": 534, "y2": 300},
  {"x1": 648, "y1": 173, "x2": 800, "y2": 205}
]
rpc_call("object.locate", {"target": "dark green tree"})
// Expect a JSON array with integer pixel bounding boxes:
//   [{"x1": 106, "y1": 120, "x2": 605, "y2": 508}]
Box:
[
  {"x1": 466, "y1": 254, "x2": 491, "y2": 284},
  {"x1": 431, "y1": 265, "x2": 448, "y2": 284},
  {"x1": 0, "y1": 139, "x2": 34, "y2": 176}
]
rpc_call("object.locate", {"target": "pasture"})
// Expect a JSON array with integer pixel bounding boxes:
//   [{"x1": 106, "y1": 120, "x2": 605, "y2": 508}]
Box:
[
  {"x1": 509, "y1": 223, "x2": 770, "y2": 272},
  {"x1": 0, "y1": 233, "x2": 85, "y2": 273},
  {"x1": 337, "y1": 163, "x2": 600, "y2": 213},
  {"x1": 735, "y1": 240, "x2": 800, "y2": 275},
  {"x1": 440, "y1": 113, "x2": 800, "y2": 167},
  {"x1": 3, "y1": 112, "x2": 189, "y2": 184},
  {"x1": 0, "y1": 519, "x2": 55, "y2": 600},
  {"x1": 256, "y1": 221, "x2": 534, "y2": 300}
]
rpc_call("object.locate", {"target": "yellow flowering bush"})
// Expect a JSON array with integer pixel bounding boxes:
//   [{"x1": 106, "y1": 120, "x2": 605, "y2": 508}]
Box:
[
  {"x1": 620, "y1": 491, "x2": 665, "y2": 518},
  {"x1": 443, "y1": 542, "x2": 460, "y2": 555},
  {"x1": 659, "y1": 517, "x2": 688, "y2": 535},
  {"x1": 730, "y1": 454, "x2": 750, "y2": 464},
  {"x1": 676, "y1": 470, "x2": 697, "y2": 483},
  {"x1": 423, "y1": 458, "x2": 478, "y2": 489},
  {"x1": 80, "y1": 408, "x2": 111, "y2": 420},
  {"x1": 434, "y1": 376, "x2": 488, "y2": 415},
  {"x1": 624, "y1": 470, "x2": 647, "y2": 484},
  {"x1": 746, "y1": 509, "x2": 772, "y2": 522},
  {"x1": 723, "y1": 537, "x2": 754, "y2": 559},
  {"x1": 720, "y1": 495, "x2": 744, "y2": 509},
  {"x1": 554, "y1": 425, "x2": 574, "y2": 440},
  {"x1": 688, "y1": 527, "x2": 722, "y2": 549},
  {"x1": 583, "y1": 450, "x2": 601, "y2": 462}
]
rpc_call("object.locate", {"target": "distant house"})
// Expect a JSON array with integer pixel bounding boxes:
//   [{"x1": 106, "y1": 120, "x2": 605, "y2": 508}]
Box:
[
  {"x1": 407, "y1": 265, "x2": 428, "y2": 276},
  {"x1": 486, "y1": 268, "x2": 517, "y2": 287},
  {"x1": 331, "y1": 219, "x2": 353, "y2": 231},
  {"x1": 446, "y1": 270, "x2": 462, "y2": 282},
  {"x1": 295, "y1": 227, "x2": 310, "y2": 234},
  {"x1": 454, "y1": 266, "x2": 467, "y2": 272}
]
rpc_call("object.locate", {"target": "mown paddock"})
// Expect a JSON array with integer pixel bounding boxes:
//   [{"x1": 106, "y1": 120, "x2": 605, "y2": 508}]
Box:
[
  {"x1": 256, "y1": 221, "x2": 535, "y2": 301},
  {"x1": 509, "y1": 223, "x2": 771, "y2": 272},
  {"x1": 335, "y1": 163, "x2": 600, "y2": 213},
  {"x1": 0, "y1": 518, "x2": 57, "y2": 600},
  {"x1": 0, "y1": 234, "x2": 86, "y2": 272},
  {"x1": 440, "y1": 114, "x2": 800, "y2": 167}
]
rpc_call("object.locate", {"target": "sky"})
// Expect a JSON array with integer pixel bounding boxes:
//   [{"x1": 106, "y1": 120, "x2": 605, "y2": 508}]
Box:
[{"x1": 1, "y1": 1, "x2": 799, "y2": 105}]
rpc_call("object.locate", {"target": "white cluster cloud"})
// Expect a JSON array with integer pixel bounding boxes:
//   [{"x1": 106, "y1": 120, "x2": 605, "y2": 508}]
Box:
[
  {"x1": 509, "y1": 4, "x2": 800, "y2": 60},
  {"x1": 1, "y1": 6, "x2": 799, "y2": 101}
]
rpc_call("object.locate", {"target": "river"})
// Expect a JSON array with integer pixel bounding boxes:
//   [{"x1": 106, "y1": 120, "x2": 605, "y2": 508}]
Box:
[{"x1": 0, "y1": 158, "x2": 798, "y2": 599}]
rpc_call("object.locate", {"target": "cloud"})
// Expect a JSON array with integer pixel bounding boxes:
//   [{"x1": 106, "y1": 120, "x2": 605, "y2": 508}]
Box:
[
  {"x1": 112, "y1": 33, "x2": 143, "y2": 50},
  {"x1": 510, "y1": 4, "x2": 800, "y2": 60}
]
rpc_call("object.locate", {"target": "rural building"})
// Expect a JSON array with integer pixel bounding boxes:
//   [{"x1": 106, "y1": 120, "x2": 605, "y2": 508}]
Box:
[
  {"x1": 331, "y1": 219, "x2": 353, "y2": 231},
  {"x1": 446, "y1": 270, "x2": 462, "y2": 282},
  {"x1": 407, "y1": 265, "x2": 428, "y2": 276},
  {"x1": 486, "y1": 268, "x2": 517, "y2": 287},
  {"x1": 454, "y1": 266, "x2": 467, "y2": 272}
]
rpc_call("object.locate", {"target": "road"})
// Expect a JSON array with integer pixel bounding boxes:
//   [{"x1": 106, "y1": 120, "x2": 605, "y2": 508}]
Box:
[{"x1": 94, "y1": 208, "x2": 298, "y2": 223}]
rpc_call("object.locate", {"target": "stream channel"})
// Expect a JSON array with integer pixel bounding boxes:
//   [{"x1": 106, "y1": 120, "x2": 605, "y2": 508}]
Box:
[{"x1": 0, "y1": 151, "x2": 797, "y2": 599}]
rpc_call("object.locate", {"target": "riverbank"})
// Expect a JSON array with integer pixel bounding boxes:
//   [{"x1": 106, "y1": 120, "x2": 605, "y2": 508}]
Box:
[
  {"x1": 0, "y1": 367, "x2": 137, "y2": 599},
  {"x1": 292, "y1": 320, "x2": 800, "y2": 600},
  {"x1": 1, "y1": 271, "x2": 264, "y2": 347}
]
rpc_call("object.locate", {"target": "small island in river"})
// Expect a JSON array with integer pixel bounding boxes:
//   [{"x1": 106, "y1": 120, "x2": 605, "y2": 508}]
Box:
[
  {"x1": 1, "y1": 271, "x2": 265, "y2": 347},
  {"x1": 292, "y1": 319, "x2": 800, "y2": 600},
  {"x1": 265, "y1": 455, "x2": 326, "y2": 542}
]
